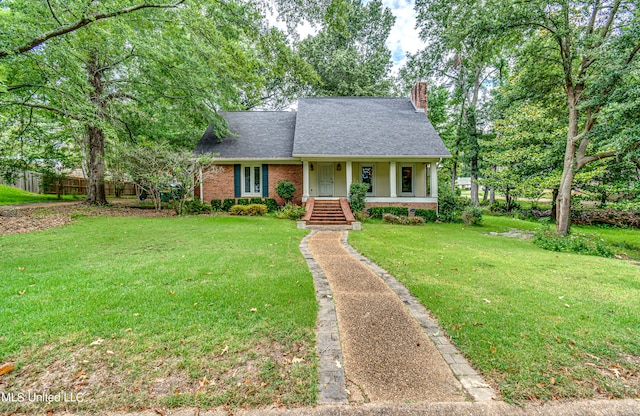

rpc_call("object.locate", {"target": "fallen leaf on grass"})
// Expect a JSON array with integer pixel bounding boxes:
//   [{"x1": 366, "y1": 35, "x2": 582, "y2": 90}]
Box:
[
  {"x1": 220, "y1": 345, "x2": 229, "y2": 356},
  {"x1": 292, "y1": 357, "x2": 305, "y2": 364},
  {"x1": 0, "y1": 364, "x2": 15, "y2": 376},
  {"x1": 154, "y1": 408, "x2": 168, "y2": 416},
  {"x1": 167, "y1": 290, "x2": 175, "y2": 295},
  {"x1": 482, "y1": 298, "x2": 491, "y2": 303},
  {"x1": 18, "y1": 290, "x2": 25, "y2": 295},
  {"x1": 250, "y1": 308, "x2": 257, "y2": 313},
  {"x1": 550, "y1": 377, "x2": 556, "y2": 385},
  {"x1": 18, "y1": 267, "x2": 25, "y2": 271},
  {"x1": 90, "y1": 338, "x2": 104, "y2": 346},
  {"x1": 564, "y1": 304, "x2": 570, "y2": 308},
  {"x1": 473, "y1": 322, "x2": 483, "y2": 326}
]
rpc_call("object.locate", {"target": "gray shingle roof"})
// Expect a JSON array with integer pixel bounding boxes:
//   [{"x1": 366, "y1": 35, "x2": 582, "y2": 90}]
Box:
[
  {"x1": 195, "y1": 98, "x2": 451, "y2": 159},
  {"x1": 292, "y1": 97, "x2": 450, "y2": 157},
  {"x1": 195, "y1": 111, "x2": 296, "y2": 159}
]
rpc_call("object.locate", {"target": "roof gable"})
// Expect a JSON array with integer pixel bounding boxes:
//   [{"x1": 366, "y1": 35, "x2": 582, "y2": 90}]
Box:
[{"x1": 292, "y1": 97, "x2": 450, "y2": 157}]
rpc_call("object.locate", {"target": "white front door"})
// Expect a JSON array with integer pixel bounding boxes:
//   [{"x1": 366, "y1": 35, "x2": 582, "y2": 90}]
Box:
[{"x1": 318, "y1": 163, "x2": 334, "y2": 196}]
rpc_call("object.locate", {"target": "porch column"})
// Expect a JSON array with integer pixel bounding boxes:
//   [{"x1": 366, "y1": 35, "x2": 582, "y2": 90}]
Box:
[
  {"x1": 346, "y1": 161, "x2": 353, "y2": 196},
  {"x1": 303, "y1": 160, "x2": 310, "y2": 200},
  {"x1": 390, "y1": 161, "x2": 397, "y2": 198},
  {"x1": 430, "y1": 162, "x2": 438, "y2": 198}
]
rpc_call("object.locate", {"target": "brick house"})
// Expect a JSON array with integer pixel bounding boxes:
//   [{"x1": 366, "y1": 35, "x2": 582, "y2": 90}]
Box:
[{"x1": 195, "y1": 82, "x2": 450, "y2": 212}]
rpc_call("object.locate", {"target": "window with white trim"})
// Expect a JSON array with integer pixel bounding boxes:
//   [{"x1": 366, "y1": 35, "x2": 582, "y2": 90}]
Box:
[
  {"x1": 361, "y1": 166, "x2": 374, "y2": 195},
  {"x1": 399, "y1": 164, "x2": 415, "y2": 196},
  {"x1": 242, "y1": 165, "x2": 262, "y2": 196}
]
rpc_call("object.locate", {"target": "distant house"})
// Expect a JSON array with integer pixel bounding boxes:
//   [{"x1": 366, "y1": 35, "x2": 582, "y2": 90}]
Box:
[{"x1": 196, "y1": 82, "x2": 451, "y2": 215}]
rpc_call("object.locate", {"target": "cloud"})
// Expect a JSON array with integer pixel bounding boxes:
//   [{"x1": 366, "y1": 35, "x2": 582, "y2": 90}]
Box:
[{"x1": 381, "y1": 0, "x2": 425, "y2": 71}]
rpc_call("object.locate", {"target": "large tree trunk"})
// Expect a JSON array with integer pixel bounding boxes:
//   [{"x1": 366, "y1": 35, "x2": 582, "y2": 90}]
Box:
[
  {"x1": 85, "y1": 52, "x2": 108, "y2": 205},
  {"x1": 85, "y1": 125, "x2": 108, "y2": 205},
  {"x1": 556, "y1": 90, "x2": 579, "y2": 235}
]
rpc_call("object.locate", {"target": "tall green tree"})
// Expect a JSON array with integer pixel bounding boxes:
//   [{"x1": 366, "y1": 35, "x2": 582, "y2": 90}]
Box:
[
  {"x1": 408, "y1": 0, "x2": 509, "y2": 205},
  {"x1": 479, "y1": 0, "x2": 640, "y2": 234},
  {"x1": 1, "y1": 0, "x2": 315, "y2": 204},
  {"x1": 297, "y1": 0, "x2": 397, "y2": 96}
]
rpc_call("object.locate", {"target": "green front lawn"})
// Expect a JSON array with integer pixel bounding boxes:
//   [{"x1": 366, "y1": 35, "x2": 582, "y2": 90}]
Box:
[
  {"x1": 0, "y1": 215, "x2": 316, "y2": 412},
  {"x1": 349, "y1": 216, "x2": 640, "y2": 403},
  {"x1": 0, "y1": 184, "x2": 81, "y2": 205}
]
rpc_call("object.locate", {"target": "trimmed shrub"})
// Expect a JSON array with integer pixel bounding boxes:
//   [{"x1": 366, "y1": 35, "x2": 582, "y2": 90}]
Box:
[
  {"x1": 275, "y1": 203, "x2": 306, "y2": 220},
  {"x1": 210, "y1": 199, "x2": 223, "y2": 212},
  {"x1": 246, "y1": 204, "x2": 268, "y2": 216},
  {"x1": 229, "y1": 204, "x2": 268, "y2": 216},
  {"x1": 263, "y1": 198, "x2": 278, "y2": 212},
  {"x1": 249, "y1": 197, "x2": 263, "y2": 205},
  {"x1": 414, "y1": 208, "x2": 437, "y2": 222},
  {"x1": 237, "y1": 198, "x2": 249, "y2": 205},
  {"x1": 229, "y1": 205, "x2": 247, "y2": 215},
  {"x1": 275, "y1": 179, "x2": 296, "y2": 203},
  {"x1": 223, "y1": 198, "x2": 236, "y2": 212},
  {"x1": 461, "y1": 206, "x2": 483, "y2": 226},
  {"x1": 349, "y1": 182, "x2": 370, "y2": 213},
  {"x1": 369, "y1": 206, "x2": 409, "y2": 219},
  {"x1": 182, "y1": 199, "x2": 212, "y2": 215}
]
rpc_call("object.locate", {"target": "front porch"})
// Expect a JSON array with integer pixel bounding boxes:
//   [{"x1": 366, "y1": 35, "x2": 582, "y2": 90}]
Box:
[{"x1": 301, "y1": 159, "x2": 440, "y2": 209}]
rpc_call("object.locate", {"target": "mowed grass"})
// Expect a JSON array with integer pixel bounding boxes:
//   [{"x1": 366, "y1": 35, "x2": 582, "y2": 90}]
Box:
[
  {"x1": 0, "y1": 215, "x2": 316, "y2": 412},
  {"x1": 349, "y1": 216, "x2": 640, "y2": 403},
  {"x1": 0, "y1": 184, "x2": 80, "y2": 205}
]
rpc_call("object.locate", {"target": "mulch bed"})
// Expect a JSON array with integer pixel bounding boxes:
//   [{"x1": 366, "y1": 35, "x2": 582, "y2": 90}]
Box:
[{"x1": 0, "y1": 202, "x2": 175, "y2": 235}]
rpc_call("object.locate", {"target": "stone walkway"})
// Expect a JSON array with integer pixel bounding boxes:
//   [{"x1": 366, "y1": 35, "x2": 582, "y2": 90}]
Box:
[{"x1": 304, "y1": 230, "x2": 477, "y2": 404}]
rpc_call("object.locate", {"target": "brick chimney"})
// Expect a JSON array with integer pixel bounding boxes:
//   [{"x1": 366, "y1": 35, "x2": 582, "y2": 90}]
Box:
[{"x1": 410, "y1": 81, "x2": 428, "y2": 113}]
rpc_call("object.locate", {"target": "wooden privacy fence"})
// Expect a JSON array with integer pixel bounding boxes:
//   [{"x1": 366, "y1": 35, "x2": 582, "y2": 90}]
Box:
[{"x1": 43, "y1": 177, "x2": 137, "y2": 197}]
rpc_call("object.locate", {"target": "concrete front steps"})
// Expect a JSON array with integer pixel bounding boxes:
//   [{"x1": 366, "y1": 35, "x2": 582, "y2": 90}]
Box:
[{"x1": 302, "y1": 198, "x2": 355, "y2": 226}]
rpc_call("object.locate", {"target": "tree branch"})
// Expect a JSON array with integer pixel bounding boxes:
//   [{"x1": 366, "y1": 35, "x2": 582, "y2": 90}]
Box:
[
  {"x1": 600, "y1": 0, "x2": 621, "y2": 41},
  {"x1": 46, "y1": 0, "x2": 63, "y2": 26},
  {"x1": 1, "y1": 101, "x2": 79, "y2": 120},
  {"x1": 0, "y1": 0, "x2": 185, "y2": 59},
  {"x1": 586, "y1": 0, "x2": 600, "y2": 36},
  {"x1": 576, "y1": 150, "x2": 616, "y2": 170}
]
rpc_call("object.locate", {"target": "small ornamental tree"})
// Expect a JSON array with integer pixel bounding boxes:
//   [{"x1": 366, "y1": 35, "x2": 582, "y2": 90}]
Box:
[{"x1": 275, "y1": 179, "x2": 296, "y2": 204}]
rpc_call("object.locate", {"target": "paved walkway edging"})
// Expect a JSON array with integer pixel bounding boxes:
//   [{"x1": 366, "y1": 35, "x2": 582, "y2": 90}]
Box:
[
  {"x1": 299, "y1": 231, "x2": 349, "y2": 405},
  {"x1": 339, "y1": 232, "x2": 498, "y2": 402}
]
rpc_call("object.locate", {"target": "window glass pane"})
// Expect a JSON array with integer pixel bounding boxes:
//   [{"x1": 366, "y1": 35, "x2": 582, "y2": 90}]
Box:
[
  {"x1": 361, "y1": 167, "x2": 373, "y2": 193},
  {"x1": 244, "y1": 167, "x2": 251, "y2": 193},
  {"x1": 254, "y1": 166, "x2": 261, "y2": 193},
  {"x1": 402, "y1": 166, "x2": 412, "y2": 193}
]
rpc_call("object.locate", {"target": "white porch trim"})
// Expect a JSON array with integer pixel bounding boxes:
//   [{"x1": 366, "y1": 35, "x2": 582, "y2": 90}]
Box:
[
  {"x1": 303, "y1": 160, "x2": 310, "y2": 199},
  {"x1": 390, "y1": 161, "x2": 397, "y2": 198}
]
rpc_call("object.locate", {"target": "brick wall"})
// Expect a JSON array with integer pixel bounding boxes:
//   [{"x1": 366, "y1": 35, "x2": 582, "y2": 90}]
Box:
[
  {"x1": 268, "y1": 164, "x2": 303, "y2": 205},
  {"x1": 197, "y1": 164, "x2": 303, "y2": 206},
  {"x1": 199, "y1": 165, "x2": 234, "y2": 202}
]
